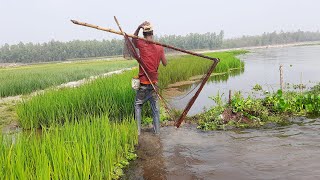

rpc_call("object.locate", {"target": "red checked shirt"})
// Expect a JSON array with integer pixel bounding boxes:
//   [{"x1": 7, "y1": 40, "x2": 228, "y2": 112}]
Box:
[{"x1": 134, "y1": 39, "x2": 165, "y2": 84}]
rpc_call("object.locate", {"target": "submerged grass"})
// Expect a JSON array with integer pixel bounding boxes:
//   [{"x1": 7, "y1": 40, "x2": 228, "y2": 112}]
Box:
[
  {"x1": 0, "y1": 116, "x2": 138, "y2": 179},
  {"x1": 0, "y1": 59, "x2": 137, "y2": 97},
  {"x1": 16, "y1": 51, "x2": 246, "y2": 129}
]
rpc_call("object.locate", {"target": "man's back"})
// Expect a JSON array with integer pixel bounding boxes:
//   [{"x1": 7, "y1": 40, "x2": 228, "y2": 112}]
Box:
[{"x1": 135, "y1": 39, "x2": 165, "y2": 84}]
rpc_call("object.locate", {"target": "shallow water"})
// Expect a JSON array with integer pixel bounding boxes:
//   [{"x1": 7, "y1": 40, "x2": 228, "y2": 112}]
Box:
[
  {"x1": 124, "y1": 45, "x2": 320, "y2": 179},
  {"x1": 170, "y1": 45, "x2": 320, "y2": 115},
  {"x1": 124, "y1": 118, "x2": 320, "y2": 180}
]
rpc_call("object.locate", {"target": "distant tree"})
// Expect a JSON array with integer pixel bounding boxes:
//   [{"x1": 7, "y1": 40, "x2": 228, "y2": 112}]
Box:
[{"x1": 1, "y1": 30, "x2": 320, "y2": 63}]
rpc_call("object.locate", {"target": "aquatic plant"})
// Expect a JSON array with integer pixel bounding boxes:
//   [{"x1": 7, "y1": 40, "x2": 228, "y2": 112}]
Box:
[{"x1": 198, "y1": 88, "x2": 320, "y2": 131}]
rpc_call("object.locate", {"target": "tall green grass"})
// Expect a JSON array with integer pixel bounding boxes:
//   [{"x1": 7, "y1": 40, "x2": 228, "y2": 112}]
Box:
[
  {"x1": 17, "y1": 70, "x2": 137, "y2": 129},
  {"x1": 0, "y1": 116, "x2": 138, "y2": 179},
  {"x1": 17, "y1": 51, "x2": 246, "y2": 129},
  {"x1": 159, "y1": 50, "x2": 245, "y2": 88},
  {"x1": 0, "y1": 59, "x2": 137, "y2": 97}
]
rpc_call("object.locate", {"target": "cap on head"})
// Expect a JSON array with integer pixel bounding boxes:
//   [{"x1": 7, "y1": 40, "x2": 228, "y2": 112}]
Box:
[{"x1": 142, "y1": 24, "x2": 153, "y2": 36}]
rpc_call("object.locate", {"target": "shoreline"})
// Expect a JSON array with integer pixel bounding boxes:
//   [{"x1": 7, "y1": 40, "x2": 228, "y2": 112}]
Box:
[
  {"x1": 195, "y1": 41, "x2": 320, "y2": 54},
  {"x1": 1, "y1": 41, "x2": 320, "y2": 68}
]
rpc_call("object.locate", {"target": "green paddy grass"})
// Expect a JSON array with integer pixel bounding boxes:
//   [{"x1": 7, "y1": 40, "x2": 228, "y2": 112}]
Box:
[
  {"x1": 0, "y1": 59, "x2": 137, "y2": 97},
  {"x1": 16, "y1": 50, "x2": 246, "y2": 129},
  {"x1": 0, "y1": 116, "x2": 138, "y2": 179}
]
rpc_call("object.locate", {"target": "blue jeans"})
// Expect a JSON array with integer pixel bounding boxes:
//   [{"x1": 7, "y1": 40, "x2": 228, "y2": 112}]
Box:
[{"x1": 134, "y1": 84, "x2": 160, "y2": 135}]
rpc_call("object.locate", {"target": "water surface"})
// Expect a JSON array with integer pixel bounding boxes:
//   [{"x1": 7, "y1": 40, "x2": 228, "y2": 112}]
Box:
[
  {"x1": 124, "y1": 118, "x2": 320, "y2": 180},
  {"x1": 124, "y1": 45, "x2": 320, "y2": 180},
  {"x1": 170, "y1": 45, "x2": 320, "y2": 115}
]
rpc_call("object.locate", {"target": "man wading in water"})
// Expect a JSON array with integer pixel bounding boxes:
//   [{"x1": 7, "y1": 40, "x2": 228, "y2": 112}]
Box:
[{"x1": 133, "y1": 21, "x2": 167, "y2": 135}]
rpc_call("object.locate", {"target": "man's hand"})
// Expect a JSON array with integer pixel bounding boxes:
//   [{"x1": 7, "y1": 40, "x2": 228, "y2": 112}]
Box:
[{"x1": 139, "y1": 21, "x2": 150, "y2": 29}]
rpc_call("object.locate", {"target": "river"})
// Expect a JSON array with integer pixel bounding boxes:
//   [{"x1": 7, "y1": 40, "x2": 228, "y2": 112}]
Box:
[
  {"x1": 123, "y1": 45, "x2": 320, "y2": 180},
  {"x1": 170, "y1": 45, "x2": 320, "y2": 115}
]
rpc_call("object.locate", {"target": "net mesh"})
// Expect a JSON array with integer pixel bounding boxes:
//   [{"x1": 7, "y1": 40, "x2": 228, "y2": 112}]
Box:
[
  {"x1": 123, "y1": 37, "x2": 139, "y2": 60},
  {"x1": 122, "y1": 36, "x2": 214, "y2": 121}
]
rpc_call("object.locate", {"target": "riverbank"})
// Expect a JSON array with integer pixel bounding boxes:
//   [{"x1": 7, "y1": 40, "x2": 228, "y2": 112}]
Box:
[
  {"x1": 195, "y1": 84, "x2": 320, "y2": 131},
  {"x1": 0, "y1": 50, "x2": 245, "y2": 179}
]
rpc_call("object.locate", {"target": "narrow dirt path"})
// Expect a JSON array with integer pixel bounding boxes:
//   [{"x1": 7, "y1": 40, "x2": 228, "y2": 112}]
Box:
[{"x1": 0, "y1": 67, "x2": 133, "y2": 132}]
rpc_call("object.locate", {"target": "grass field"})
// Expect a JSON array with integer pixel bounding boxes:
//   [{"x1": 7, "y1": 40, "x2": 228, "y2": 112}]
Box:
[
  {"x1": 0, "y1": 50, "x2": 246, "y2": 179},
  {"x1": 0, "y1": 59, "x2": 137, "y2": 97},
  {"x1": 159, "y1": 50, "x2": 245, "y2": 88},
  {"x1": 0, "y1": 116, "x2": 138, "y2": 179},
  {"x1": 16, "y1": 51, "x2": 246, "y2": 129}
]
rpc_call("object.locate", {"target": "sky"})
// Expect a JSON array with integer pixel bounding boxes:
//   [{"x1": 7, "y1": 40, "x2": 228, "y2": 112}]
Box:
[{"x1": 0, "y1": 0, "x2": 319, "y2": 45}]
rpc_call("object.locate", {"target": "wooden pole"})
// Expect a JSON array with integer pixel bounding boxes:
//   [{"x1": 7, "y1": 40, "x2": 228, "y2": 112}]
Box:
[
  {"x1": 300, "y1": 72, "x2": 303, "y2": 93},
  {"x1": 228, "y1": 90, "x2": 232, "y2": 105},
  {"x1": 113, "y1": 16, "x2": 173, "y2": 118},
  {"x1": 279, "y1": 65, "x2": 284, "y2": 91},
  {"x1": 70, "y1": 20, "x2": 219, "y2": 62},
  {"x1": 71, "y1": 18, "x2": 220, "y2": 128},
  {"x1": 174, "y1": 60, "x2": 219, "y2": 128}
]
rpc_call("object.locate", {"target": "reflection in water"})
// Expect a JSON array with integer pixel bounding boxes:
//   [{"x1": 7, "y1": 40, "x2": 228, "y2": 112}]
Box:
[
  {"x1": 168, "y1": 68, "x2": 245, "y2": 114},
  {"x1": 125, "y1": 118, "x2": 320, "y2": 180},
  {"x1": 176, "y1": 68, "x2": 245, "y2": 92},
  {"x1": 171, "y1": 45, "x2": 320, "y2": 115},
  {"x1": 124, "y1": 46, "x2": 320, "y2": 179},
  {"x1": 209, "y1": 68, "x2": 245, "y2": 83}
]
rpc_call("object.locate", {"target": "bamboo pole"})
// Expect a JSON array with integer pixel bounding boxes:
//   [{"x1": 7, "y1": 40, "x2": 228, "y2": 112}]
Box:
[
  {"x1": 71, "y1": 18, "x2": 220, "y2": 128},
  {"x1": 70, "y1": 19, "x2": 219, "y2": 62},
  {"x1": 279, "y1": 65, "x2": 284, "y2": 91},
  {"x1": 228, "y1": 90, "x2": 232, "y2": 105},
  {"x1": 113, "y1": 16, "x2": 173, "y2": 118}
]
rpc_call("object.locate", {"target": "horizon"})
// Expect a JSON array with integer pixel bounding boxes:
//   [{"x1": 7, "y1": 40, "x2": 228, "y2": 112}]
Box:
[{"x1": 1, "y1": 29, "x2": 318, "y2": 46}]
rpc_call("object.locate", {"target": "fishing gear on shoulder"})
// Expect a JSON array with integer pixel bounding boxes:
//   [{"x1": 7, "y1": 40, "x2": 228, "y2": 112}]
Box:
[{"x1": 71, "y1": 17, "x2": 220, "y2": 128}]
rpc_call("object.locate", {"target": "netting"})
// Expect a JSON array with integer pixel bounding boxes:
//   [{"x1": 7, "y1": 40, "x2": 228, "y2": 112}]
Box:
[
  {"x1": 123, "y1": 37, "x2": 139, "y2": 60},
  {"x1": 71, "y1": 18, "x2": 219, "y2": 127},
  {"x1": 122, "y1": 36, "x2": 215, "y2": 122}
]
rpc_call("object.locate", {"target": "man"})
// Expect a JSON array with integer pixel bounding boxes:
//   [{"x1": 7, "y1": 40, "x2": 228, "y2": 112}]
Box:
[{"x1": 132, "y1": 21, "x2": 167, "y2": 135}]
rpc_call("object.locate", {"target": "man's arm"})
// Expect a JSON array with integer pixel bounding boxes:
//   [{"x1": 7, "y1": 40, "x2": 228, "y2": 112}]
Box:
[
  {"x1": 132, "y1": 26, "x2": 141, "y2": 48},
  {"x1": 160, "y1": 48, "x2": 167, "y2": 66},
  {"x1": 132, "y1": 21, "x2": 149, "y2": 48}
]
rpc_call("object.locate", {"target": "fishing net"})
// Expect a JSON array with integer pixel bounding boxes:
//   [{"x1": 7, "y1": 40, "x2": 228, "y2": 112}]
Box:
[
  {"x1": 71, "y1": 18, "x2": 219, "y2": 126},
  {"x1": 122, "y1": 35, "x2": 218, "y2": 124},
  {"x1": 123, "y1": 37, "x2": 139, "y2": 60}
]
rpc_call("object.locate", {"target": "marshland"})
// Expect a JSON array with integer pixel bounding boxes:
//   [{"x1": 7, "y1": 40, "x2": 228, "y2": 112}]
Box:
[
  {"x1": 1, "y1": 1, "x2": 320, "y2": 178},
  {"x1": 1, "y1": 44, "x2": 320, "y2": 179},
  {"x1": 0, "y1": 50, "x2": 246, "y2": 179}
]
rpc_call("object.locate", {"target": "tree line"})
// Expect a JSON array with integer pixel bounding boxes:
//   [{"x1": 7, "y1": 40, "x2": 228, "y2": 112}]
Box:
[
  {"x1": 0, "y1": 30, "x2": 319, "y2": 63},
  {"x1": 222, "y1": 30, "x2": 320, "y2": 48}
]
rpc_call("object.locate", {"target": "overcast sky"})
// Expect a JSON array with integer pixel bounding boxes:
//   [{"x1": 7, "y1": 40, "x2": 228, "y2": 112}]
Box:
[{"x1": 0, "y1": 0, "x2": 319, "y2": 45}]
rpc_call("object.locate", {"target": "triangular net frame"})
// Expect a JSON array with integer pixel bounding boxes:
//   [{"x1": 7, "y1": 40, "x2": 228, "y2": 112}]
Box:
[{"x1": 71, "y1": 18, "x2": 220, "y2": 127}]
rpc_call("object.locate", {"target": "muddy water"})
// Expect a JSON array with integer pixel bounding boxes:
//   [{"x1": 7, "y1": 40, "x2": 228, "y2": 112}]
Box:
[
  {"x1": 170, "y1": 45, "x2": 320, "y2": 115},
  {"x1": 124, "y1": 45, "x2": 320, "y2": 179},
  {"x1": 124, "y1": 118, "x2": 320, "y2": 180}
]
